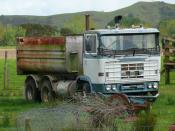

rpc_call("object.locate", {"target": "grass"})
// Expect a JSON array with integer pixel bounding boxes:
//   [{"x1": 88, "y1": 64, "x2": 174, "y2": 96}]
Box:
[
  {"x1": 0, "y1": 59, "x2": 25, "y2": 90},
  {"x1": 150, "y1": 61, "x2": 175, "y2": 130},
  {"x1": 0, "y1": 97, "x2": 46, "y2": 131},
  {"x1": 0, "y1": 46, "x2": 16, "y2": 49},
  {"x1": 0, "y1": 58, "x2": 175, "y2": 130},
  {"x1": 0, "y1": 59, "x2": 45, "y2": 130},
  {"x1": 151, "y1": 87, "x2": 175, "y2": 130}
]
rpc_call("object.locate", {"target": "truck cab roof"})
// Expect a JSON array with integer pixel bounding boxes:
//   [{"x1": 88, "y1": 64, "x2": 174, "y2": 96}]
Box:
[{"x1": 85, "y1": 28, "x2": 159, "y2": 35}]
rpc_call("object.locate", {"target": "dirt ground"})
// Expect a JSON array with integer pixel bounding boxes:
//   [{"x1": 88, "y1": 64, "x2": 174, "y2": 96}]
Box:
[{"x1": 0, "y1": 49, "x2": 16, "y2": 59}]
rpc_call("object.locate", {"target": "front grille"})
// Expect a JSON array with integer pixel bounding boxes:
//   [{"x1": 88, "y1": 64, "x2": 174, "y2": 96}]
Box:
[
  {"x1": 121, "y1": 84, "x2": 144, "y2": 90},
  {"x1": 121, "y1": 63, "x2": 144, "y2": 79},
  {"x1": 105, "y1": 61, "x2": 159, "y2": 83}
]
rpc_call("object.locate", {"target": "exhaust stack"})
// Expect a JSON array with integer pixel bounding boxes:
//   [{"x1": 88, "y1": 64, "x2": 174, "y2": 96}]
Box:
[
  {"x1": 85, "y1": 14, "x2": 90, "y2": 31},
  {"x1": 114, "y1": 15, "x2": 122, "y2": 28}
]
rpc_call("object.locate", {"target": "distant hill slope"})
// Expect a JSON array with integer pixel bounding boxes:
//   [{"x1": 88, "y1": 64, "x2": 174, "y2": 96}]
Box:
[{"x1": 0, "y1": 1, "x2": 174, "y2": 28}]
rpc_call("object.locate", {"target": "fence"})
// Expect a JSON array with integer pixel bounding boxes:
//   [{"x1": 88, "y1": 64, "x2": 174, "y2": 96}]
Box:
[
  {"x1": 0, "y1": 113, "x2": 174, "y2": 131},
  {"x1": 14, "y1": 103, "x2": 175, "y2": 131},
  {"x1": 13, "y1": 92, "x2": 175, "y2": 131},
  {"x1": 0, "y1": 49, "x2": 24, "y2": 96},
  {"x1": 0, "y1": 103, "x2": 174, "y2": 131},
  {"x1": 161, "y1": 37, "x2": 175, "y2": 84}
]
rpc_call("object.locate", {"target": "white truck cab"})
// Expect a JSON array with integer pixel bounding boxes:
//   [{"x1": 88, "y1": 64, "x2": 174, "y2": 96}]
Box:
[{"x1": 82, "y1": 27, "x2": 160, "y2": 102}]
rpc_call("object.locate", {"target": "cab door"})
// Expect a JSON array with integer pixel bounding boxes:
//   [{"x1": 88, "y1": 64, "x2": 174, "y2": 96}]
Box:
[{"x1": 83, "y1": 34, "x2": 100, "y2": 83}]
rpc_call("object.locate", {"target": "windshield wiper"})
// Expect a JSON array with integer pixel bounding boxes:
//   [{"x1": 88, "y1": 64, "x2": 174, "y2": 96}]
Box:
[
  {"x1": 124, "y1": 48, "x2": 138, "y2": 56},
  {"x1": 99, "y1": 48, "x2": 125, "y2": 56}
]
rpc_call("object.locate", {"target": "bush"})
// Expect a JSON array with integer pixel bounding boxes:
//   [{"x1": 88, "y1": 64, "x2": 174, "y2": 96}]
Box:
[
  {"x1": 2, "y1": 114, "x2": 10, "y2": 127},
  {"x1": 133, "y1": 112, "x2": 157, "y2": 131},
  {"x1": 166, "y1": 96, "x2": 175, "y2": 105}
]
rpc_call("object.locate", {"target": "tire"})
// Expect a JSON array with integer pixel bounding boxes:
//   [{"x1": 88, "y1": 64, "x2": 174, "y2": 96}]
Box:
[
  {"x1": 82, "y1": 82, "x2": 91, "y2": 94},
  {"x1": 25, "y1": 78, "x2": 40, "y2": 102},
  {"x1": 68, "y1": 81, "x2": 77, "y2": 97},
  {"x1": 40, "y1": 80, "x2": 55, "y2": 102}
]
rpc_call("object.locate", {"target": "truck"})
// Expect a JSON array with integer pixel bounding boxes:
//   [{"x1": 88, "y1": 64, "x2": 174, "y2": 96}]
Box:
[{"x1": 16, "y1": 16, "x2": 160, "y2": 104}]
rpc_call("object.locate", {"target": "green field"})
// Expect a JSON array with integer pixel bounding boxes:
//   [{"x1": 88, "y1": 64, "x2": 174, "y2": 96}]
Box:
[
  {"x1": 0, "y1": 59, "x2": 175, "y2": 130},
  {"x1": 0, "y1": 59, "x2": 25, "y2": 90},
  {"x1": 0, "y1": 59, "x2": 46, "y2": 131},
  {"x1": 0, "y1": 46, "x2": 16, "y2": 49}
]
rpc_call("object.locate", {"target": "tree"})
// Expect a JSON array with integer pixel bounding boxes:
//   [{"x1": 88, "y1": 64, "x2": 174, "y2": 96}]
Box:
[
  {"x1": 60, "y1": 27, "x2": 74, "y2": 35},
  {"x1": 15, "y1": 26, "x2": 26, "y2": 37},
  {"x1": 107, "y1": 15, "x2": 151, "y2": 28},
  {"x1": 159, "y1": 19, "x2": 175, "y2": 36},
  {"x1": 63, "y1": 15, "x2": 96, "y2": 34},
  {"x1": 2, "y1": 25, "x2": 26, "y2": 45},
  {"x1": 20, "y1": 24, "x2": 59, "y2": 37},
  {"x1": 0, "y1": 23, "x2": 5, "y2": 40}
]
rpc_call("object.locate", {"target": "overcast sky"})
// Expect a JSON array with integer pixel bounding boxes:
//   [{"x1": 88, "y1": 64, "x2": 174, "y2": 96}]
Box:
[{"x1": 0, "y1": 0, "x2": 174, "y2": 16}]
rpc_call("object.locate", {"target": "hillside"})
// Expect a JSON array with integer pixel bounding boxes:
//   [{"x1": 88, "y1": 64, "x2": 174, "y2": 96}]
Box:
[{"x1": 0, "y1": 1, "x2": 174, "y2": 28}]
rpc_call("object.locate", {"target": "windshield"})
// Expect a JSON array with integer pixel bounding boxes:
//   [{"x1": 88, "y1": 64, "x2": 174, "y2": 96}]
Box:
[{"x1": 100, "y1": 34, "x2": 159, "y2": 55}]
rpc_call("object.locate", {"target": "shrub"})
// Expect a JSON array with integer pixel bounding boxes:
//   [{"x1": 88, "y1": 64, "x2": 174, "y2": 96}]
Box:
[
  {"x1": 2, "y1": 114, "x2": 10, "y2": 127},
  {"x1": 133, "y1": 112, "x2": 156, "y2": 131},
  {"x1": 166, "y1": 96, "x2": 175, "y2": 105}
]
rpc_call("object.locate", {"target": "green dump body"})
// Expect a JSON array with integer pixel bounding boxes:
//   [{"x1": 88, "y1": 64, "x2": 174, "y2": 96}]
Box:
[{"x1": 17, "y1": 36, "x2": 83, "y2": 75}]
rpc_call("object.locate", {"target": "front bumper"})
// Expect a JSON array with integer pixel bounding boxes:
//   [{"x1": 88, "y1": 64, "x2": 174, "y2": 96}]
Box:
[
  {"x1": 128, "y1": 93, "x2": 159, "y2": 99},
  {"x1": 128, "y1": 93, "x2": 159, "y2": 103},
  {"x1": 92, "y1": 82, "x2": 159, "y2": 103}
]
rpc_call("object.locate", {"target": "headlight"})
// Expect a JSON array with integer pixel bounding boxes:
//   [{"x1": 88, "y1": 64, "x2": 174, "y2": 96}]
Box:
[
  {"x1": 153, "y1": 82, "x2": 158, "y2": 89},
  {"x1": 148, "y1": 83, "x2": 152, "y2": 88},
  {"x1": 111, "y1": 85, "x2": 117, "y2": 91},
  {"x1": 106, "y1": 85, "x2": 111, "y2": 91}
]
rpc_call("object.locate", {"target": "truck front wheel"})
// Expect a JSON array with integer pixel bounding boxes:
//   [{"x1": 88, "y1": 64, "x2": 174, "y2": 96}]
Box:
[
  {"x1": 41, "y1": 80, "x2": 55, "y2": 102},
  {"x1": 25, "y1": 78, "x2": 40, "y2": 102}
]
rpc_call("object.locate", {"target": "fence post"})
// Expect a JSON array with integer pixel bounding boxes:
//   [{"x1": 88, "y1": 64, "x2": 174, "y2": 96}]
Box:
[
  {"x1": 3, "y1": 51, "x2": 7, "y2": 89},
  {"x1": 7, "y1": 63, "x2": 9, "y2": 89},
  {"x1": 165, "y1": 66, "x2": 170, "y2": 84},
  {"x1": 25, "y1": 118, "x2": 32, "y2": 131}
]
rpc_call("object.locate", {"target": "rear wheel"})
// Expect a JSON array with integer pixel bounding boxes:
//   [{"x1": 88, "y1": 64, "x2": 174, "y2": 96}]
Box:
[
  {"x1": 40, "y1": 80, "x2": 55, "y2": 102},
  {"x1": 25, "y1": 78, "x2": 40, "y2": 102}
]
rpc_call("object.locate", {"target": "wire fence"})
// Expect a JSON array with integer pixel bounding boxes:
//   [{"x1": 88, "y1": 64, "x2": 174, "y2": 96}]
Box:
[
  {"x1": 0, "y1": 50, "x2": 24, "y2": 96},
  {"x1": 0, "y1": 107, "x2": 175, "y2": 131},
  {"x1": 14, "y1": 94, "x2": 175, "y2": 131},
  {"x1": 0, "y1": 88, "x2": 174, "y2": 131},
  {"x1": 13, "y1": 102, "x2": 175, "y2": 131}
]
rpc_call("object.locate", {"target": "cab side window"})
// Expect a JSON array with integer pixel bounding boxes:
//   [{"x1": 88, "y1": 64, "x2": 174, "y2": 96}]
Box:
[{"x1": 85, "y1": 35, "x2": 96, "y2": 53}]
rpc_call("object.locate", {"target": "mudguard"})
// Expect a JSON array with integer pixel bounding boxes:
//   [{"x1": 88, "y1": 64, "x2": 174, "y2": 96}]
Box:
[{"x1": 76, "y1": 75, "x2": 94, "y2": 93}]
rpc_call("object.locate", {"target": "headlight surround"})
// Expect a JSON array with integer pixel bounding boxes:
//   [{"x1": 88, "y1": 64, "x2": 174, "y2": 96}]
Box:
[{"x1": 153, "y1": 82, "x2": 158, "y2": 89}]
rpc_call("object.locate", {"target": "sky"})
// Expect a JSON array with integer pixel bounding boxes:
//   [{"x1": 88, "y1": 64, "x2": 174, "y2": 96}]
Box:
[{"x1": 0, "y1": 0, "x2": 174, "y2": 16}]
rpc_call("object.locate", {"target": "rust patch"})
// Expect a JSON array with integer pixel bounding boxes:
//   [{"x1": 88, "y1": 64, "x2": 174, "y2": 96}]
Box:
[
  {"x1": 108, "y1": 94, "x2": 150, "y2": 112},
  {"x1": 17, "y1": 51, "x2": 64, "y2": 59},
  {"x1": 18, "y1": 37, "x2": 65, "y2": 45},
  {"x1": 18, "y1": 60, "x2": 64, "y2": 66}
]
